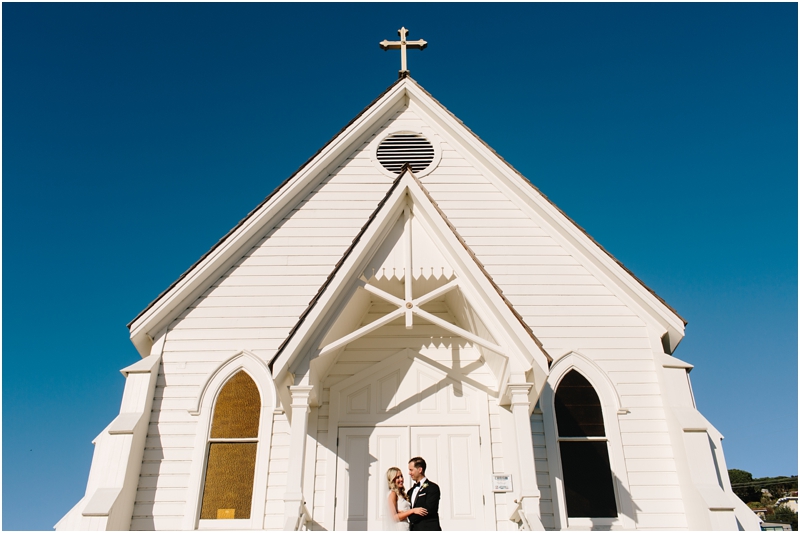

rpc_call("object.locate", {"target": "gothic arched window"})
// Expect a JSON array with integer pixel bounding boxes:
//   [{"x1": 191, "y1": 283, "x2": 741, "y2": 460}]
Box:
[
  {"x1": 555, "y1": 370, "x2": 618, "y2": 518},
  {"x1": 199, "y1": 371, "x2": 261, "y2": 520}
]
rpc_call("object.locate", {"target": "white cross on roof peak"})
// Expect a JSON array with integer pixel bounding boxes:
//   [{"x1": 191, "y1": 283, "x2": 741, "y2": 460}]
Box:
[{"x1": 380, "y1": 27, "x2": 427, "y2": 78}]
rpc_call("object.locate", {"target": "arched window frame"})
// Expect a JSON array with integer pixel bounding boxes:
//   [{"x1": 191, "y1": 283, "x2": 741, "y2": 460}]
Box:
[
  {"x1": 183, "y1": 351, "x2": 278, "y2": 530},
  {"x1": 540, "y1": 352, "x2": 636, "y2": 530}
]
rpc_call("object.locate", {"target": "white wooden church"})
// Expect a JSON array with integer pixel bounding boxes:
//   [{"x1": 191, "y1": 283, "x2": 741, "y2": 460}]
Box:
[{"x1": 58, "y1": 31, "x2": 760, "y2": 531}]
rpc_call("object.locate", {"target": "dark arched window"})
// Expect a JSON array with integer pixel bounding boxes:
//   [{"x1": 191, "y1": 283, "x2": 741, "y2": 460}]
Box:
[
  {"x1": 555, "y1": 370, "x2": 618, "y2": 518},
  {"x1": 200, "y1": 371, "x2": 261, "y2": 520}
]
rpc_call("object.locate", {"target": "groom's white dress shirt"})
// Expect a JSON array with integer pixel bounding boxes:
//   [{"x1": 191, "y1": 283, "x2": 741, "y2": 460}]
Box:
[{"x1": 410, "y1": 477, "x2": 427, "y2": 506}]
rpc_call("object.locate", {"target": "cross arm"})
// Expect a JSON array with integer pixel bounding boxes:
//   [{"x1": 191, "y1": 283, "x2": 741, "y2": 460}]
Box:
[{"x1": 380, "y1": 40, "x2": 402, "y2": 50}]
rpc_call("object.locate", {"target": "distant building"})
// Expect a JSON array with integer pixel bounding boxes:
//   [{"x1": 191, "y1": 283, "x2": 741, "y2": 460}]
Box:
[
  {"x1": 775, "y1": 497, "x2": 798, "y2": 512},
  {"x1": 760, "y1": 522, "x2": 792, "y2": 531}
]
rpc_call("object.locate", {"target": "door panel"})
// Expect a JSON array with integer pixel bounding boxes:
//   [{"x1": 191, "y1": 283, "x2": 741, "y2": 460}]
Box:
[
  {"x1": 411, "y1": 426, "x2": 485, "y2": 530},
  {"x1": 335, "y1": 427, "x2": 409, "y2": 531},
  {"x1": 344, "y1": 433, "x2": 369, "y2": 524}
]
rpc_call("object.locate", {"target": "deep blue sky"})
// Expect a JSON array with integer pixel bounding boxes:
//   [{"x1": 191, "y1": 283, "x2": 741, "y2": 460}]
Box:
[{"x1": 3, "y1": 3, "x2": 797, "y2": 530}]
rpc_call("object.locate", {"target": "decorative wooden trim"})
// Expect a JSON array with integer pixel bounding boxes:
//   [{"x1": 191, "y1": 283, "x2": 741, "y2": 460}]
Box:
[
  {"x1": 270, "y1": 170, "x2": 550, "y2": 400},
  {"x1": 190, "y1": 350, "x2": 278, "y2": 416}
]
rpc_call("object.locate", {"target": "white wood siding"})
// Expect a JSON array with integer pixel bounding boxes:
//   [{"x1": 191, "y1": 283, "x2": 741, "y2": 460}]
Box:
[
  {"x1": 423, "y1": 142, "x2": 685, "y2": 528},
  {"x1": 264, "y1": 414, "x2": 290, "y2": 530},
  {"x1": 530, "y1": 408, "x2": 555, "y2": 530},
  {"x1": 311, "y1": 415, "x2": 329, "y2": 531},
  {"x1": 488, "y1": 399, "x2": 512, "y2": 531},
  {"x1": 131, "y1": 361, "x2": 194, "y2": 531}
]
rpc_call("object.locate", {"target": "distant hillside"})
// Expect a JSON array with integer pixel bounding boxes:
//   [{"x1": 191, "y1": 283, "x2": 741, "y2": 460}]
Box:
[
  {"x1": 729, "y1": 469, "x2": 798, "y2": 503},
  {"x1": 729, "y1": 470, "x2": 798, "y2": 530}
]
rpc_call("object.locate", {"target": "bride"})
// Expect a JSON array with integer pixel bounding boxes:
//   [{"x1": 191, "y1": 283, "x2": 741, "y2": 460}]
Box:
[{"x1": 385, "y1": 467, "x2": 427, "y2": 531}]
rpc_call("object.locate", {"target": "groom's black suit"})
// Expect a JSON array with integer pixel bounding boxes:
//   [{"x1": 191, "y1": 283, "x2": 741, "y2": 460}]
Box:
[{"x1": 409, "y1": 479, "x2": 441, "y2": 531}]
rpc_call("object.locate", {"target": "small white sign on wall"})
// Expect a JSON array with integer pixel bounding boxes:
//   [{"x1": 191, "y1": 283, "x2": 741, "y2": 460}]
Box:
[{"x1": 492, "y1": 474, "x2": 513, "y2": 492}]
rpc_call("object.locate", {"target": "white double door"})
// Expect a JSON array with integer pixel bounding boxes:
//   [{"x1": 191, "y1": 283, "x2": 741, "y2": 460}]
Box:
[{"x1": 335, "y1": 425, "x2": 485, "y2": 531}]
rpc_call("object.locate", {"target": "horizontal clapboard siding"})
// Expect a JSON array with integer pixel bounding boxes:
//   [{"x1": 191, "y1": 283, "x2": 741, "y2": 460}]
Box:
[
  {"x1": 425, "y1": 144, "x2": 685, "y2": 528},
  {"x1": 132, "y1": 361, "x2": 193, "y2": 530},
  {"x1": 264, "y1": 414, "x2": 290, "y2": 530},
  {"x1": 167, "y1": 141, "x2": 395, "y2": 355},
  {"x1": 530, "y1": 410, "x2": 556, "y2": 530},
  {"x1": 425, "y1": 146, "x2": 654, "y2": 354}
]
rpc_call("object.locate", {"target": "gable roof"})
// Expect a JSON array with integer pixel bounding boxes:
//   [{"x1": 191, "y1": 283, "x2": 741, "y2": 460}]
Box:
[
  {"x1": 126, "y1": 77, "x2": 405, "y2": 331},
  {"x1": 268, "y1": 164, "x2": 552, "y2": 374},
  {"x1": 128, "y1": 75, "x2": 686, "y2": 357},
  {"x1": 412, "y1": 81, "x2": 687, "y2": 327},
  {"x1": 268, "y1": 166, "x2": 552, "y2": 398}
]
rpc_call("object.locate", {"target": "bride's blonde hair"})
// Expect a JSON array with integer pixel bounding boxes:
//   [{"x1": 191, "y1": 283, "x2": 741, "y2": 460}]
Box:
[{"x1": 386, "y1": 467, "x2": 409, "y2": 501}]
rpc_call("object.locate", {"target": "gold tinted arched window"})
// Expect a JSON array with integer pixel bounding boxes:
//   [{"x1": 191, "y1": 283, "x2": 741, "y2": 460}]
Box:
[
  {"x1": 200, "y1": 371, "x2": 261, "y2": 520},
  {"x1": 555, "y1": 370, "x2": 618, "y2": 518}
]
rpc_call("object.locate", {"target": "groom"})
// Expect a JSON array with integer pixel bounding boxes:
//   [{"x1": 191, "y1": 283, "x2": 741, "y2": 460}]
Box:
[{"x1": 407, "y1": 457, "x2": 441, "y2": 531}]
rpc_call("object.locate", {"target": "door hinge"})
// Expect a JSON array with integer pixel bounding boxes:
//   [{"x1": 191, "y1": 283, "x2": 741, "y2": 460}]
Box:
[
  {"x1": 483, "y1": 495, "x2": 485, "y2": 505},
  {"x1": 479, "y1": 435, "x2": 482, "y2": 445},
  {"x1": 336, "y1": 437, "x2": 339, "y2": 447}
]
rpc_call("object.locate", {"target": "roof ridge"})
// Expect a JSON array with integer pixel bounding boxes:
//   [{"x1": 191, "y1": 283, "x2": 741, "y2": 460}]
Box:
[
  {"x1": 268, "y1": 169, "x2": 407, "y2": 370},
  {"x1": 128, "y1": 77, "x2": 407, "y2": 329},
  {"x1": 406, "y1": 77, "x2": 686, "y2": 326}
]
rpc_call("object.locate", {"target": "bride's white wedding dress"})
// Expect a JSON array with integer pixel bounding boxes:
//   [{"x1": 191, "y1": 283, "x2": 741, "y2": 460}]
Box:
[
  {"x1": 396, "y1": 496, "x2": 411, "y2": 531},
  {"x1": 383, "y1": 491, "x2": 411, "y2": 531}
]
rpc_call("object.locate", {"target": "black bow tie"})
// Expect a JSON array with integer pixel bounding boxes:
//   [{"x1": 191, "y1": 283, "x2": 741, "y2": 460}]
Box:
[{"x1": 411, "y1": 482, "x2": 421, "y2": 491}]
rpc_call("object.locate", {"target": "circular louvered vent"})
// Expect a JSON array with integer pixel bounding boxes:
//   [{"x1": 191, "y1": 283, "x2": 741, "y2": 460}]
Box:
[{"x1": 376, "y1": 133, "x2": 435, "y2": 174}]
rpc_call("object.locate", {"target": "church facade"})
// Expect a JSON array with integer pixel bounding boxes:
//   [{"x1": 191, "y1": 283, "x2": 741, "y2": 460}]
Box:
[{"x1": 57, "y1": 75, "x2": 759, "y2": 531}]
